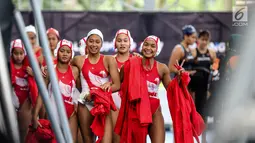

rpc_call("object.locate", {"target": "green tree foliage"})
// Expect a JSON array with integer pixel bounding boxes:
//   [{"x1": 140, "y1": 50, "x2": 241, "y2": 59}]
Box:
[{"x1": 12, "y1": 0, "x2": 234, "y2": 11}]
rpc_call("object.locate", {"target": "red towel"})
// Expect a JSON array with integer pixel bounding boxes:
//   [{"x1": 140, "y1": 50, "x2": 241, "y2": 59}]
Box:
[
  {"x1": 114, "y1": 57, "x2": 152, "y2": 143},
  {"x1": 26, "y1": 119, "x2": 56, "y2": 143},
  {"x1": 90, "y1": 88, "x2": 116, "y2": 143},
  {"x1": 27, "y1": 77, "x2": 38, "y2": 107},
  {"x1": 167, "y1": 72, "x2": 205, "y2": 143},
  {"x1": 23, "y1": 56, "x2": 39, "y2": 107}
]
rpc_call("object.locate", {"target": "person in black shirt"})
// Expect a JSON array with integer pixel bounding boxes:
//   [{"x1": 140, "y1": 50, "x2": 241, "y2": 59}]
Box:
[
  {"x1": 168, "y1": 25, "x2": 197, "y2": 76},
  {"x1": 190, "y1": 30, "x2": 216, "y2": 119},
  {"x1": 190, "y1": 30, "x2": 216, "y2": 143}
]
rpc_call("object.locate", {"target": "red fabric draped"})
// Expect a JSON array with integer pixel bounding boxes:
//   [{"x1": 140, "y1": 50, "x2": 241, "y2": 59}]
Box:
[
  {"x1": 167, "y1": 72, "x2": 205, "y2": 143},
  {"x1": 23, "y1": 56, "x2": 38, "y2": 107},
  {"x1": 27, "y1": 77, "x2": 38, "y2": 107},
  {"x1": 90, "y1": 88, "x2": 116, "y2": 143},
  {"x1": 114, "y1": 57, "x2": 152, "y2": 143},
  {"x1": 26, "y1": 119, "x2": 56, "y2": 143}
]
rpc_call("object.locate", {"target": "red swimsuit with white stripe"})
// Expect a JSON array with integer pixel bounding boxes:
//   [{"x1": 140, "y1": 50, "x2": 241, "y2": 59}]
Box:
[
  {"x1": 49, "y1": 65, "x2": 75, "y2": 118},
  {"x1": 81, "y1": 55, "x2": 110, "y2": 89},
  {"x1": 11, "y1": 63, "x2": 29, "y2": 106},
  {"x1": 143, "y1": 60, "x2": 161, "y2": 114},
  {"x1": 113, "y1": 54, "x2": 132, "y2": 108},
  {"x1": 115, "y1": 54, "x2": 133, "y2": 71}
]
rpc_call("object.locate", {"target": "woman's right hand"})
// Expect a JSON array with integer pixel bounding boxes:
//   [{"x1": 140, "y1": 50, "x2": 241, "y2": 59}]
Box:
[
  {"x1": 80, "y1": 92, "x2": 92, "y2": 102},
  {"x1": 85, "y1": 94, "x2": 92, "y2": 102},
  {"x1": 32, "y1": 117, "x2": 42, "y2": 130},
  {"x1": 41, "y1": 66, "x2": 47, "y2": 78}
]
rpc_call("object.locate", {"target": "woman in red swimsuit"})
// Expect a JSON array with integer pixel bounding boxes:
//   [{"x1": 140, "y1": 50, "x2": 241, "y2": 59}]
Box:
[
  {"x1": 111, "y1": 29, "x2": 134, "y2": 143},
  {"x1": 24, "y1": 25, "x2": 43, "y2": 67},
  {"x1": 32, "y1": 39, "x2": 79, "y2": 142},
  {"x1": 72, "y1": 29, "x2": 120, "y2": 143},
  {"x1": 41, "y1": 28, "x2": 60, "y2": 68},
  {"x1": 115, "y1": 35, "x2": 183, "y2": 143},
  {"x1": 39, "y1": 28, "x2": 60, "y2": 118},
  {"x1": 23, "y1": 25, "x2": 44, "y2": 108},
  {"x1": 10, "y1": 39, "x2": 32, "y2": 142}
]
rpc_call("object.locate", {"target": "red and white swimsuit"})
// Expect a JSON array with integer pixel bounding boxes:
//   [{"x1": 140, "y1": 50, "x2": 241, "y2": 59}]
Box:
[
  {"x1": 80, "y1": 55, "x2": 110, "y2": 109},
  {"x1": 112, "y1": 55, "x2": 132, "y2": 109},
  {"x1": 48, "y1": 65, "x2": 76, "y2": 118},
  {"x1": 82, "y1": 55, "x2": 109, "y2": 88},
  {"x1": 12, "y1": 65, "x2": 29, "y2": 108},
  {"x1": 115, "y1": 54, "x2": 133, "y2": 71},
  {"x1": 144, "y1": 60, "x2": 161, "y2": 114}
]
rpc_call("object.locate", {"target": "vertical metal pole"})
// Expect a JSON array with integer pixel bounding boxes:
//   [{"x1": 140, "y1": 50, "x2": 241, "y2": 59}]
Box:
[
  {"x1": 144, "y1": 0, "x2": 155, "y2": 11},
  {"x1": 14, "y1": 10, "x2": 65, "y2": 143},
  {"x1": 41, "y1": 0, "x2": 43, "y2": 10},
  {"x1": 17, "y1": 0, "x2": 22, "y2": 10},
  {"x1": 29, "y1": 0, "x2": 73, "y2": 142},
  {"x1": 50, "y1": 0, "x2": 53, "y2": 10},
  {"x1": 0, "y1": 30, "x2": 20, "y2": 143}
]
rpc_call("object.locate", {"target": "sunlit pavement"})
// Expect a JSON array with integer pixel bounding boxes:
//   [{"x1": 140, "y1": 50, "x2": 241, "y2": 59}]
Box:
[
  {"x1": 147, "y1": 130, "x2": 215, "y2": 143},
  {"x1": 148, "y1": 87, "x2": 216, "y2": 143}
]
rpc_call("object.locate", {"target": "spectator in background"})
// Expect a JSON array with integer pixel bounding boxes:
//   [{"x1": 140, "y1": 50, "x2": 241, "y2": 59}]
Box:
[
  {"x1": 168, "y1": 25, "x2": 197, "y2": 76},
  {"x1": 225, "y1": 34, "x2": 242, "y2": 75},
  {"x1": 189, "y1": 30, "x2": 216, "y2": 119},
  {"x1": 190, "y1": 30, "x2": 217, "y2": 143},
  {"x1": 207, "y1": 34, "x2": 243, "y2": 129}
]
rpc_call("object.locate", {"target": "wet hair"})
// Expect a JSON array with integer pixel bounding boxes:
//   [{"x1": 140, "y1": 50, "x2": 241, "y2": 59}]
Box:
[
  {"x1": 198, "y1": 30, "x2": 211, "y2": 39},
  {"x1": 182, "y1": 25, "x2": 196, "y2": 38}
]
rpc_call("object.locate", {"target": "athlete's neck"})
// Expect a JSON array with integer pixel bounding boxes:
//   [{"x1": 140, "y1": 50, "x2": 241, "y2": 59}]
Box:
[
  {"x1": 14, "y1": 63, "x2": 23, "y2": 69},
  {"x1": 88, "y1": 53, "x2": 101, "y2": 64},
  {"x1": 198, "y1": 46, "x2": 207, "y2": 53},
  {"x1": 142, "y1": 57, "x2": 154, "y2": 70},
  {"x1": 116, "y1": 52, "x2": 130, "y2": 63},
  {"x1": 181, "y1": 41, "x2": 189, "y2": 49},
  {"x1": 56, "y1": 62, "x2": 69, "y2": 73},
  {"x1": 51, "y1": 50, "x2": 54, "y2": 57}
]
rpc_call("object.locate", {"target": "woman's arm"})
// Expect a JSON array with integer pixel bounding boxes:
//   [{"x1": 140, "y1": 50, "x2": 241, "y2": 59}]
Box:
[
  {"x1": 168, "y1": 46, "x2": 183, "y2": 74},
  {"x1": 209, "y1": 49, "x2": 217, "y2": 64},
  {"x1": 71, "y1": 66, "x2": 80, "y2": 88},
  {"x1": 106, "y1": 56, "x2": 120, "y2": 92},
  {"x1": 160, "y1": 63, "x2": 172, "y2": 89},
  {"x1": 32, "y1": 73, "x2": 49, "y2": 128}
]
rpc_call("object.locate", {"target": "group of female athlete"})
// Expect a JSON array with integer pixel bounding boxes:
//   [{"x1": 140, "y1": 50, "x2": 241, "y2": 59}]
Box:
[{"x1": 10, "y1": 24, "x2": 216, "y2": 143}]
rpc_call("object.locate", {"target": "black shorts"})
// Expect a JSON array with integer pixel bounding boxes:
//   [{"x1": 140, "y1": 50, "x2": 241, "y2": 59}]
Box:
[
  {"x1": 188, "y1": 71, "x2": 209, "y2": 118},
  {"x1": 188, "y1": 71, "x2": 209, "y2": 92}
]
